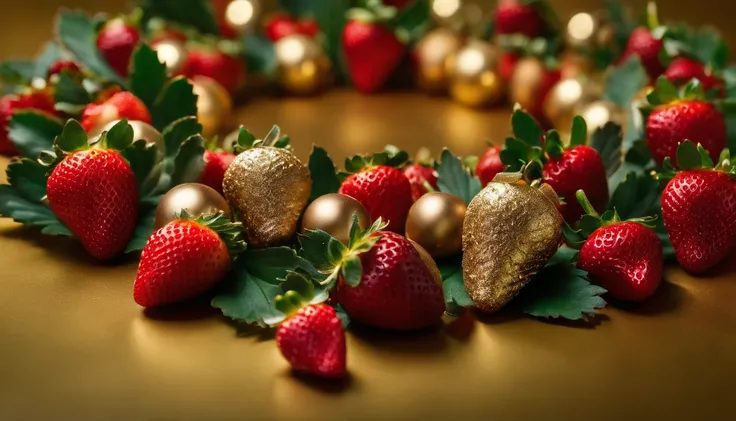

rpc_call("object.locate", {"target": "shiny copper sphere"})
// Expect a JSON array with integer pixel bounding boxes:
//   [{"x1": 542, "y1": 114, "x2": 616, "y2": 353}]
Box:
[
  {"x1": 405, "y1": 192, "x2": 467, "y2": 258},
  {"x1": 509, "y1": 57, "x2": 548, "y2": 111},
  {"x1": 154, "y1": 183, "x2": 232, "y2": 230},
  {"x1": 88, "y1": 119, "x2": 163, "y2": 151},
  {"x1": 300, "y1": 194, "x2": 371, "y2": 245},
  {"x1": 446, "y1": 40, "x2": 504, "y2": 108},
  {"x1": 414, "y1": 28, "x2": 463, "y2": 93},
  {"x1": 191, "y1": 76, "x2": 233, "y2": 138},
  {"x1": 543, "y1": 77, "x2": 600, "y2": 134},
  {"x1": 275, "y1": 34, "x2": 332, "y2": 95}
]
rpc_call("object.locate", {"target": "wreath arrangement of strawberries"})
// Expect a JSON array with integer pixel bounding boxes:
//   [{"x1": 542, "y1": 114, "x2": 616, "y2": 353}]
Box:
[{"x1": 1, "y1": 0, "x2": 736, "y2": 380}]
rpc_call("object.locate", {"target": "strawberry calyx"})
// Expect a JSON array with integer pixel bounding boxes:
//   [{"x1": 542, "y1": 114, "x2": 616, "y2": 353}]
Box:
[
  {"x1": 342, "y1": 144, "x2": 409, "y2": 174},
  {"x1": 491, "y1": 168, "x2": 561, "y2": 208},
  {"x1": 273, "y1": 272, "x2": 330, "y2": 321},
  {"x1": 38, "y1": 118, "x2": 139, "y2": 167},
  {"x1": 232, "y1": 125, "x2": 292, "y2": 153},
  {"x1": 174, "y1": 209, "x2": 246, "y2": 259},
  {"x1": 346, "y1": 0, "x2": 430, "y2": 44},
  {"x1": 563, "y1": 190, "x2": 657, "y2": 248},
  {"x1": 645, "y1": 77, "x2": 713, "y2": 110},
  {"x1": 299, "y1": 215, "x2": 389, "y2": 290},
  {"x1": 655, "y1": 140, "x2": 735, "y2": 183}
]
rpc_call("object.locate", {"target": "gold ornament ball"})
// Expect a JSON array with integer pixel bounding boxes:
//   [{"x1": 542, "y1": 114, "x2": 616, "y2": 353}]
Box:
[
  {"x1": 566, "y1": 12, "x2": 614, "y2": 50},
  {"x1": 154, "y1": 183, "x2": 232, "y2": 230},
  {"x1": 275, "y1": 34, "x2": 332, "y2": 95},
  {"x1": 509, "y1": 57, "x2": 550, "y2": 112},
  {"x1": 224, "y1": 0, "x2": 261, "y2": 35},
  {"x1": 300, "y1": 194, "x2": 371, "y2": 245},
  {"x1": 191, "y1": 76, "x2": 233, "y2": 138},
  {"x1": 543, "y1": 77, "x2": 599, "y2": 133},
  {"x1": 152, "y1": 39, "x2": 188, "y2": 75},
  {"x1": 446, "y1": 41, "x2": 504, "y2": 108},
  {"x1": 405, "y1": 192, "x2": 467, "y2": 259},
  {"x1": 578, "y1": 100, "x2": 626, "y2": 137},
  {"x1": 88, "y1": 119, "x2": 163, "y2": 150},
  {"x1": 414, "y1": 28, "x2": 463, "y2": 93}
]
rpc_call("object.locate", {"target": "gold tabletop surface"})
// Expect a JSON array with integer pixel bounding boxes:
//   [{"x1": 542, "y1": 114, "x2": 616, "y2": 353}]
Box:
[{"x1": 1, "y1": 91, "x2": 735, "y2": 421}]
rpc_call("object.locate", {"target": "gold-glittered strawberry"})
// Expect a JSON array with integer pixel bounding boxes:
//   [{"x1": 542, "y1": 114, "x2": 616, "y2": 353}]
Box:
[
  {"x1": 462, "y1": 172, "x2": 562, "y2": 313},
  {"x1": 222, "y1": 125, "x2": 311, "y2": 248}
]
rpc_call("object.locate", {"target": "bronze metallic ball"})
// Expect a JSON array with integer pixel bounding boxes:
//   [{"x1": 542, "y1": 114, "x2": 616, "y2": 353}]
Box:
[
  {"x1": 405, "y1": 192, "x2": 467, "y2": 258},
  {"x1": 154, "y1": 183, "x2": 232, "y2": 230},
  {"x1": 300, "y1": 193, "x2": 371, "y2": 245},
  {"x1": 191, "y1": 76, "x2": 233, "y2": 138},
  {"x1": 88, "y1": 119, "x2": 163, "y2": 151},
  {"x1": 274, "y1": 34, "x2": 332, "y2": 95}
]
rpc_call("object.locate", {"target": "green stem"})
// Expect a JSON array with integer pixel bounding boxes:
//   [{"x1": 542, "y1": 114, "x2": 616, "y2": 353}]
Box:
[
  {"x1": 646, "y1": 2, "x2": 660, "y2": 29},
  {"x1": 576, "y1": 190, "x2": 599, "y2": 218}
]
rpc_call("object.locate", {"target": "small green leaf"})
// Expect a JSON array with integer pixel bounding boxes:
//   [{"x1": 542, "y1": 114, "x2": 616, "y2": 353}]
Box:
[
  {"x1": 697, "y1": 143, "x2": 715, "y2": 168},
  {"x1": 604, "y1": 55, "x2": 647, "y2": 108},
  {"x1": 562, "y1": 223, "x2": 587, "y2": 248},
  {"x1": 56, "y1": 11, "x2": 123, "y2": 84},
  {"x1": 437, "y1": 148, "x2": 482, "y2": 205},
  {"x1": 105, "y1": 119, "x2": 134, "y2": 151},
  {"x1": 392, "y1": 0, "x2": 431, "y2": 43},
  {"x1": 516, "y1": 261, "x2": 607, "y2": 321},
  {"x1": 609, "y1": 172, "x2": 661, "y2": 221},
  {"x1": 437, "y1": 256, "x2": 473, "y2": 314},
  {"x1": 139, "y1": 0, "x2": 220, "y2": 35},
  {"x1": 8, "y1": 111, "x2": 64, "y2": 158},
  {"x1": 299, "y1": 229, "x2": 343, "y2": 272},
  {"x1": 341, "y1": 254, "x2": 363, "y2": 287},
  {"x1": 236, "y1": 127, "x2": 258, "y2": 149},
  {"x1": 161, "y1": 116, "x2": 202, "y2": 161},
  {"x1": 212, "y1": 247, "x2": 316, "y2": 326},
  {"x1": 281, "y1": 271, "x2": 317, "y2": 302},
  {"x1": 546, "y1": 247, "x2": 579, "y2": 267},
  {"x1": 242, "y1": 33, "x2": 276, "y2": 76},
  {"x1": 54, "y1": 71, "x2": 90, "y2": 107},
  {"x1": 578, "y1": 214, "x2": 603, "y2": 237},
  {"x1": 34, "y1": 42, "x2": 64, "y2": 79},
  {"x1": 310, "y1": 0, "x2": 350, "y2": 81},
  {"x1": 682, "y1": 79, "x2": 705, "y2": 99},
  {"x1": 129, "y1": 44, "x2": 168, "y2": 111},
  {"x1": 569, "y1": 116, "x2": 588, "y2": 147},
  {"x1": 0, "y1": 60, "x2": 36, "y2": 85},
  {"x1": 152, "y1": 76, "x2": 198, "y2": 131},
  {"x1": 511, "y1": 109, "x2": 542, "y2": 147},
  {"x1": 55, "y1": 119, "x2": 88, "y2": 152},
  {"x1": 544, "y1": 130, "x2": 564, "y2": 159},
  {"x1": 308, "y1": 146, "x2": 341, "y2": 201},
  {"x1": 675, "y1": 140, "x2": 701, "y2": 170},
  {"x1": 170, "y1": 135, "x2": 206, "y2": 186},
  {"x1": 590, "y1": 122, "x2": 623, "y2": 177},
  {"x1": 121, "y1": 139, "x2": 158, "y2": 187}
]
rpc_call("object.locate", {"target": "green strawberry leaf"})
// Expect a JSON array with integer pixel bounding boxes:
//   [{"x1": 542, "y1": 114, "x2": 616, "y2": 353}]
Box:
[
  {"x1": 241, "y1": 34, "x2": 276, "y2": 76},
  {"x1": 128, "y1": 44, "x2": 168, "y2": 112},
  {"x1": 545, "y1": 247, "x2": 580, "y2": 266},
  {"x1": 139, "y1": 0, "x2": 220, "y2": 35},
  {"x1": 124, "y1": 196, "x2": 160, "y2": 253},
  {"x1": 392, "y1": 0, "x2": 431, "y2": 43},
  {"x1": 603, "y1": 0, "x2": 637, "y2": 53},
  {"x1": 54, "y1": 119, "x2": 88, "y2": 153},
  {"x1": 56, "y1": 10, "x2": 123, "y2": 85},
  {"x1": 675, "y1": 139, "x2": 702, "y2": 170},
  {"x1": 0, "y1": 158, "x2": 72, "y2": 236},
  {"x1": 341, "y1": 254, "x2": 362, "y2": 287},
  {"x1": 687, "y1": 27, "x2": 729, "y2": 70},
  {"x1": 310, "y1": 0, "x2": 350, "y2": 80},
  {"x1": 343, "y1": 145, "x2": 409, "y2": 173},
  {"x1": 333, "y1": 304, "x2": 351, "y2": 328},
  {"x1": 307, "y1": 146, "x2": 341, "y2": 201},
  {"x1": 569, "y1": 116, "x2": 588, "y2": 147},
  {"x1": 162, "y1": 116, "x2": 203, "y2": 159},
  {"x1": 8, "y1": 111, "x2": 64, "y2": 158},
  {"x1": 511, "y1": 109, "x2": 542, "y2": 148},
  {"x1": 211, "y1": 247, "x2": 317, "y2": 326},
  {"x1": 0, "y1": 60, "x2": 36, "y2": 85},
  {"x1": 590, "y1": 122, "x2": 623, "y2": 177},
  {"x1": 54, "y1": 71, "x2": 91, "y2": 108},
  {"x1": 34, "y1": 42, "x2": 65, "y2": 79},
  {"x1": 516, "y1": 255, "x2": 607, "y2": 321},
  {"x1": 603, "y1": 55, "x2": 646, "y2": 109},
  {"x1": 121, "y1": 139, "x2": 158, "y2": 186},
  {"x1": 437, "y1": 148, "x2": 482, "y2": 205},
  {"x1": 437, "y1": 256, "x2": 473, "y2": 316},
  {"x1": 170, "y1": 134, "x2": 206, "y2": 186},
  {"x1": 152, "y1": 76, "x2": 198, "y2": 132},
  {"x1": 155, "y1": 118, "x2": 204, "y2": 193},
  {"x1": 299, "y1": 228, "x2": 348, "y2": 274},
  {"x1": 103, "y1": 119, "x2": 134, "y2": 151},
  {"x1": 647, "y1": 76, "x2": 679, "y2": 105},
  {"x1": 609, "y1": 171, "x2": 661, "y2": 220}
]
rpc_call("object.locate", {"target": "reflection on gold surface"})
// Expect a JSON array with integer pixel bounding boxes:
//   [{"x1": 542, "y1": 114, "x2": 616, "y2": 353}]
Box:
[
  {"x1": 432, "y1": 0, "x2": 462, "y2": 19},
  {"x1": 568, "y1": 12, "x2": 595, "y2": 42},
  {"x1": 225, "y1": 0, "x2": 259, "y2": 33}
]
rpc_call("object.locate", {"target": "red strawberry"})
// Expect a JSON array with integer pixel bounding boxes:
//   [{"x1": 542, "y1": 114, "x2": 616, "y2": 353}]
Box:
[
  {"x1": 543, "y1": 145, "x2": 609, "y2": 224},
  {"x1": 494, "y1": 0, "x2": 546, "y2": 38},
  {"x1": 80, "y1": 91, "x2": 152, "y2": 133},
  {"x1": 47, "y1": 60, "x2": 81, "y2": 79},
  {"x1": 0, "y1": 90, "x2": 57, "y2": 156},
  {"x1": 645, "y1": 100, "x2": 726, "y2": 166},
  {"x1": 47, "y1": 148, "x2": 139, "y2": 260},
  {"x1": 476, "y1": 146, "x2": 505, "y2": 186},
  {"x1": 276, "y1": 304, "x2": 347, "y2": 378},
  {"x1": 618, "y1": 27, "x2": 664, "y2": 80},
  {"x1": 134, "y1": 212, "x2": 242, "y2": 307},
  {"x1": 384, "y1": 0, "x2": 413, "y2": 8},
  {"x1": 664, "y1": 57, "x2": 723, "y2": 95},
  {"x1": 298, "y1": 19, "x2": 320, "y2": 38},
  {"x1": 200, "y1": 150, "x2": 236, "y2": 194},
  {"x1": 265, "y1": 14, "x2": 302, "y2": 42},
  {"x1": 662, "y1": 167, "x2": 736, "y2": 274},
  {"x1": 97, "y1": 18, "x2": 141, "y2": 78},
  {"x1": 334, "y1": 231, "x2": 445, "y2": 330},
  {"x1": 579, "y1": 221, "x2": 663, "y2": 302},
  {"x1": 403, "y1": 163, "x2": 438, "y2": 201},
  {"x1": 339, "y1": 165, "x2": 413, "y2": 232},
  {"x1": 180, "y1": 48, "x2": 246, "y2": 94},
  {"x1": 343, "y1": 20, "x2": 406, "y2": 93},
  {"x1": 499, "y1": 52, "x2": 520, "y2": 81}
]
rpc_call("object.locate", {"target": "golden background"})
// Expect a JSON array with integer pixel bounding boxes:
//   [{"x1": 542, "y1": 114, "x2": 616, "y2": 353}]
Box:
[{"x1": 1, "y1": 1, "x2": 736, "y2": 421}]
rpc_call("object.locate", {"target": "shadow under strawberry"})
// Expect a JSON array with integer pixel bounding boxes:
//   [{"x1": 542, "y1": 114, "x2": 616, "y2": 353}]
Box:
[
  {"x1": 606, "y1": 280, "x2": 687, "y2": 316},
  {"x1": 284, "y1": 370, "x2": 357, "y2": 394},
  {"x1": 142, "y1": 295, "x2": 220, "y2": 322},
  {"x1": 347, "y1": 322, "x2": 448, "y2": 356}
]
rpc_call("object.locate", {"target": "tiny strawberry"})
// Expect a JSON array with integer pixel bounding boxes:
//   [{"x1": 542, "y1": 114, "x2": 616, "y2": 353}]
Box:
[
  {"x1": 572, "y1": 191, "x2": 663, "y2": 302},
  {"x1": 659, "y1": 142, "x2": 736, "y2": 274},
  {"x1": 47, "y1": 60, "x2": 82, "y2": 79},
  {"x1": 180, "y1": 48, "x2": 246, "y2": 94},
  {"x1": 0, "y1": 90, "x2": 57, "y2": 156},
  {"x1": 619, "y1": 27, "x2": 664, "y2": 80},
  {"x1": 134, "y1": 211, "x2": 245, "y2": 307},
  {"x1": 339, "y1": 163, "x2": 413, "y2": 232},
  {"x1": 201, "y1": 150, "x2": 236, "y2": 194},
  {"x1": 276, "y1": 302, "x2": 346, "y2": 378},
  {"x1": 97, "y1": 18, "x2": 141, "y2": 78},
  {"x1": 80, "y1": 91, "x2": 152, "y2": 133},
  {"x1": 343, "y1": 7, "x2": 406, "y2": 93},
  {"x1": 664, "y1": 57, "x2": 723, "y2": 95},
  {"x1": 403, "y1": 163, "x2": 438, "y2": 201},
  {"x1": 644, "y1": 78, "x2": 726, "y2": 166},
  {"x1": 265, "y1": 14, "x2": 302, "y2": 42},
  {"x1": 46, "y1": 121, "x2": 140, "y2": 260},
  {"x1": 476, "y1": 146, "x2": 505, "y2": 186},
  {"x1": 494, "y1": 0, "x2": 546, "y2": 38},
  {"x1": 298, "y1": 19, "x2": 320, "y2": 38}
]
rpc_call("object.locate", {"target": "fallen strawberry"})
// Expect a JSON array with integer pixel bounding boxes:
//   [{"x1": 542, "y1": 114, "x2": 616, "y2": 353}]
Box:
[
  {"x1": 134, "y1": 211, "x2": 245, "y2": 307},
  {"x1": 659, "y1": 141, "x2": 736, "y2": 274},
  {"x1": 0, "y1": 90, "x2": 57, "y2": 156},
  {"x1": 403, "y1": 162, "x2": 438, "y2": 201},
  {"x1": 97, "y1": 17, "x2": 141, "y2": 78},
  {"x1": 571, "y1": 191, "x2": 663, "y2": 302},
  {"x1": 80, "y1": 91, "x2": 152, "y2": 134}
]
